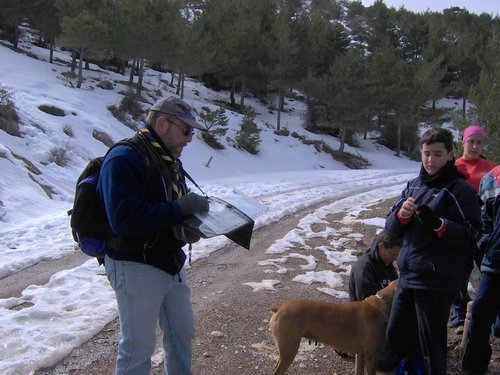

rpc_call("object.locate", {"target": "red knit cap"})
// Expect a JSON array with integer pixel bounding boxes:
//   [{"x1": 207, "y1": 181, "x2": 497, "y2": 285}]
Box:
[{"x1": 462, "y1": 125, "x2": 486, "y2": 144}]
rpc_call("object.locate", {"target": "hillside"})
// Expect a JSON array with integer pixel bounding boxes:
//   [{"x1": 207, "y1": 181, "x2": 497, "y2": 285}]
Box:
[{"x1": 0, "y1": 34, "x2": 421, "y2": 228}]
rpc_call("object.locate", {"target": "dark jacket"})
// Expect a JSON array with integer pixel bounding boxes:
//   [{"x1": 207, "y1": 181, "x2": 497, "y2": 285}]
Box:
[
  {"x1": 97, "y1": 128, "x2": 187, "y2": 275},
  {"x1": 477, "y1": 166, "x2": 500, "y2": 274},
  {"x1": 385, "y1": 162, "x2": 482, "y2": 294},
  {"x1": 349, "y1": 241, "x2": 398, "y2": 301}
]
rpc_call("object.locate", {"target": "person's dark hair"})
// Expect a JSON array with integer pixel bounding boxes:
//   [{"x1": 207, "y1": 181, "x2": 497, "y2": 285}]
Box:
[
  {"x1": 419, "y1": 127, "x2": 454, "y2": 152},
  {"x1": 376, "y1": 230, "x2": 402, "y2": 249}
]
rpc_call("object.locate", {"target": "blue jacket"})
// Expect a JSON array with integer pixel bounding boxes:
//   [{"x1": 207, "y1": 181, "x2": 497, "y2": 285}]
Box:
[
  {"x1": 477, "y1": 166, "x2": 500, "y2": 274},
  {"x1": 385, "y1": 162, "x2": 482, "y2": 294},
  {"x1": 97, "y1": 129, "x2": 187, "y2": 275}
]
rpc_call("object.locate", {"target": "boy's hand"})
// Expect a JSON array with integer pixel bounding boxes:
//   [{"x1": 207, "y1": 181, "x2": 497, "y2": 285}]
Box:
[
  {"x1": 400, "y1": 197, "x2": 417, "y2": 218},
  {"x1": 416, "y1": 205, "x2": 442, "y2": 230}
]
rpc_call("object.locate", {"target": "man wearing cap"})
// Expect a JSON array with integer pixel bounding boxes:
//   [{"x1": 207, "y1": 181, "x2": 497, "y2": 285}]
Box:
[
  {"x1": 451, "y1": 125, "x2": 496, "y2": 328},
  {"x1": 98, "y1": 96, "x2": 208, "y2": 375}
]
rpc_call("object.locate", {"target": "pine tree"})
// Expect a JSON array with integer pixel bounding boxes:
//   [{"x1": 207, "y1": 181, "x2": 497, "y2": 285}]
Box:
[
  {"x1": 235, "y1": 108, "x2": 262, "y2": 154},
  {"x1": 57, "y1": 2, "x2": 109, "y2": 88}
]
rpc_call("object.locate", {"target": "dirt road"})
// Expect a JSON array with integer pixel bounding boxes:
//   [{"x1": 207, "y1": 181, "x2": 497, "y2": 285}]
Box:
[{"x1": 27, "y1": 195, "x2": 499, "y2": 375}]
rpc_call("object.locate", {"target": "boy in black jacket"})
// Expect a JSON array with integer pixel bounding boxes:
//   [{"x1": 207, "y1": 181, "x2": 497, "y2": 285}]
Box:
[{"x1": 385, "y1": 127, "x2": 482, "y2": 375}]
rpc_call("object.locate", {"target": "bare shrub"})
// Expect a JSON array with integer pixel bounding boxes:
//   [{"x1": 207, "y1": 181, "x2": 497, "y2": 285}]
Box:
[
  {"x1": 108, "y1": 90, "x2": 145, "y2": 129},
  {"x1": 92, "y1": 129, "x2": 114, "y2": 147},
  {"x1": 47, "y1": 146, "x2": 70, "y2": 167},
  {"x1": 60, "y1": 71, "x2": 77, "y2": 88},
  {"x1": 292, "y1": 131, "x2": 370, "y2": 169},
  {"x1": 0, "y1": 86, "x2": 21, "y2": 137},
  {"x1": 63, "y1": 124, "x2": 73, "y2": 137},
  {"x1": 274, "y1": 128, "x2": 290, "y2": 136},
  {"x1": 119, "y1": 90, "x2": 144, "y2": 120},
  {"x1": 96, "y1": 80, "x2": 113, "y2": 90}
]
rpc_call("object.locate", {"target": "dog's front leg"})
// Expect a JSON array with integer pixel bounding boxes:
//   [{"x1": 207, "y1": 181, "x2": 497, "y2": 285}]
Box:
[
  {"x1": 355, "y1": 353, "x2": 365, "y2": 375},
  {"x1": 364, "y1": 358, "x2": 378, "y2": 375}
]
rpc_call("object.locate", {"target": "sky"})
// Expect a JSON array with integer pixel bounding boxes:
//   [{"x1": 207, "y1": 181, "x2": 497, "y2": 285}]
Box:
[
  {"x1": 360, "y1": 0, "x2": 500, "y2": 15},
  {"x1": 0, "y1": 30, "x2": 468, "y2": 374}
]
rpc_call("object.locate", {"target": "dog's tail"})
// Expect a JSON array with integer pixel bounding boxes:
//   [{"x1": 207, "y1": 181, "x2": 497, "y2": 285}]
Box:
[{"x1": 271, "y1": 303, "x2": 281, "y2": 313}]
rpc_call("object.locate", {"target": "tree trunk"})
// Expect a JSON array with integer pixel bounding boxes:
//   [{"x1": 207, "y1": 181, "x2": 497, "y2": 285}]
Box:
[
  {"x1": 180, "y1": 73, "x2": 185, "y2": 99},
  {"x1": 13, "y1": 24, "x2": 20, "y2": 49},
  {"x1": 176, "y1": 72, "x2": 182, "y2": 96},
  {"x1": 71, "y1": 51, "x2": 77, "y2": 73},
  {"x1": 170, "y1": 72, "x2": 175, "y2": 86},
  {"x1": 305, "y1": 97, "x2": 316, "y2": 131},
  {"x1": 279, "y1": 92, "x2": 285, "y2": 112},
  {"x1": 338, "y1": 127, "x2": 347, "y2": 152},
  {"x1": 396, "y1": 117, "x2": 402, "y2": 157},
  {"x1": 49, "y1": 42, "x2": 54, "y2": 64},
  {"x1": 76, "y1": 52, "x2": 84, "y2": 89},
  {"x1": 276, "y1": 89, "x2": 284, "y2": 130},
  {"x1": 276, "y1": 109, "x2": 282, "y2": 131},
  {"x1": 462, "y1": 96, "x2": 467, "y2": 119},
  {"x1": 129, "y1": 58, "x2": 135, "y2": 84},
  {"x1": 137, "y1": 58, "x2": 145, "y2": 91},
  {"x1": 230, "y1": 81, "x2": 236, "y2": 107},
  {"x1": 240, "y1": 77, "x2": 246, "y2": 107}
]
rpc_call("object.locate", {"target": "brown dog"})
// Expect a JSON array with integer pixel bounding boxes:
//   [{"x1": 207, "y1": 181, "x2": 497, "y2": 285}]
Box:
[{"x1": 269, "y1": 280, "x2": 397, "y2": 375}]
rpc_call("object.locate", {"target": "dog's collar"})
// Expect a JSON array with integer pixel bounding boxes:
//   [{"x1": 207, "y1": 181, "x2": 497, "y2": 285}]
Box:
[{"x1": 375, "y1": 293, "x2": 389, "y2": 306}]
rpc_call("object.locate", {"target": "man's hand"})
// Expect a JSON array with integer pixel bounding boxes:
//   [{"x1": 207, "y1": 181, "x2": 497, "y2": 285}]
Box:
[
  {"x1": 415, "y1": 205, "x2": 442, "y2": 230},
  {"x1": 178, "y1": 193, "x2": 209, "y2": 217}
]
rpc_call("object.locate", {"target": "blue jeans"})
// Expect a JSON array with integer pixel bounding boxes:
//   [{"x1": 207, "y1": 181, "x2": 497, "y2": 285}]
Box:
[
  {"x1": 105, "y1": 255, "x2": 195, "y2": 375},
  {"x1": 462, "y1": 271, "x2": 500, "y2": 373}
]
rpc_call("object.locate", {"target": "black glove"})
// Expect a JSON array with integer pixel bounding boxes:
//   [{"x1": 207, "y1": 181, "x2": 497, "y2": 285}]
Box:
[
  {"x1": 172, "y1": 225, "x2": 201, "y2": 244},
  {"x1": 177, "y1": 192, "x2": 209, "y2": 217},
  {"x1": 415, "y1": 205, "x2": 442, "y2": 230}
]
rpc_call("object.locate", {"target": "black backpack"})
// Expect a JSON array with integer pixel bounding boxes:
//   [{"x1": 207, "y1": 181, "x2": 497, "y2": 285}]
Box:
[{"x1": 69, "y1": 134, "x2": 158, "y2": 264}]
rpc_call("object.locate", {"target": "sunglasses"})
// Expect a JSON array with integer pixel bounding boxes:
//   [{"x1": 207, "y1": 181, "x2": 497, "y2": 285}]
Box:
[{"x1": 165, "y1": 118, "x2": 194, "y2": 137}]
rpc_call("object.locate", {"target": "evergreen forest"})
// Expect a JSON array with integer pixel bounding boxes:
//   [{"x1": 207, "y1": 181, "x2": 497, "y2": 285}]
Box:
[{"x1": 0, "y1": 0, "x2": 498, "y2": 162}]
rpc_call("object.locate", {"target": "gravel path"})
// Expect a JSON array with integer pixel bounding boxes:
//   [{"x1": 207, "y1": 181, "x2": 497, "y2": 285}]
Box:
[{"x1": 27, "y1": 195, "x2": 500, "y2": 375}]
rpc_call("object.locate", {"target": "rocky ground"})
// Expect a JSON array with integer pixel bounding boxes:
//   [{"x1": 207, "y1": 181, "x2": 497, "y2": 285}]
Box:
[{"x1": 34, "y1": 196, "x2": 499, "y2": 375}]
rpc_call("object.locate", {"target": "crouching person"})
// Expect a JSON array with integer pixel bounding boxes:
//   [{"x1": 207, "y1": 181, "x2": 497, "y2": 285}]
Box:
[{"x1": 349, "y1": 229, "x2": 402, "y2": 371}]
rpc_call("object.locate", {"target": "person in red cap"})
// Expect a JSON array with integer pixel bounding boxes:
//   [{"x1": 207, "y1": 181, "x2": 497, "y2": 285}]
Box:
[
  {"x1": 455, "y1": 125, "x2": 496, "y2": 191},
  {"x1": 451, "y1": 125, "x2": 497, "y2": 328}
]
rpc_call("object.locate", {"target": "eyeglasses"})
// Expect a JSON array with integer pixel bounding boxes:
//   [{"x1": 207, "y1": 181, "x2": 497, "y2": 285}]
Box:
[{"x1": 165, "y1": 118, "x2": 194, "y2": 137}]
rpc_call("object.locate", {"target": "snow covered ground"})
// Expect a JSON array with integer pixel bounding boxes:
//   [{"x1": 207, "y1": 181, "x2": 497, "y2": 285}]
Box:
[{"x1": 0, "y1": 36, "x2": 440, "y2": 374}]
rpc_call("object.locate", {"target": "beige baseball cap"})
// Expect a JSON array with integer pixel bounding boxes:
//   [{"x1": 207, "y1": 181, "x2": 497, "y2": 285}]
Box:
[{"x1": 150, "y1": 96, "x2": 205, "y2": 130}]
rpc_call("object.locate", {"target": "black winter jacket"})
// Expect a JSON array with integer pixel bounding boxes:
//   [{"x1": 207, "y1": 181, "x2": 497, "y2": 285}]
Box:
[
  {"x1": 477, "y1": 166, "x2": 500, "y2": 274},
  {"x1": 385, "y1": 162, "x2": 482, "y2": 294},
  {"x1": 348, "y1": 240, "x2": 398, "y2": 302}
]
